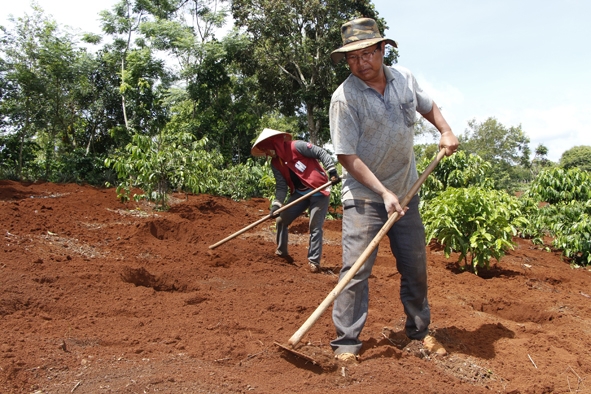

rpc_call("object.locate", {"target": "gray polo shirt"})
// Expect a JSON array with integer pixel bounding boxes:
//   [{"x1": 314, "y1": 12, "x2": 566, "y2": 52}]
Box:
[{"x1": 329, "y1": 64, "x2": 433, "y2": 202}]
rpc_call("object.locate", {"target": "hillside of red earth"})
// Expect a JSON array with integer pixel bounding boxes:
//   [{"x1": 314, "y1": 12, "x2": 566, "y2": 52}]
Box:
[{"x1": 1, "y1": 180, "x2": 590, "y2": 393}]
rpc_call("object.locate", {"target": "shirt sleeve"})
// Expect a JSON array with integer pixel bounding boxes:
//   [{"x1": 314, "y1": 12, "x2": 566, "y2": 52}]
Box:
[
  {"x1": 412, "y1": 73, "x2": 433, "y2": 115},
  {"x1": 271, "y1": 164, "x2": 288, "y2": 204},
  {"x1": 293, "y1": 140, "x2": 336, "y2": 172}
]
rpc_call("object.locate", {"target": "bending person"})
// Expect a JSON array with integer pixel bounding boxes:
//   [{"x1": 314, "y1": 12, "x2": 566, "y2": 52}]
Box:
[{"x1": 252, "y1": 128, "x2": 340, "y2": 273}]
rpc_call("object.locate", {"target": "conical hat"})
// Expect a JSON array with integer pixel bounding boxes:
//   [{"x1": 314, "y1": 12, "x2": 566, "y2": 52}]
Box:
[{"x1": 251, "y1": 128, "x2": 292, "y2": 156}]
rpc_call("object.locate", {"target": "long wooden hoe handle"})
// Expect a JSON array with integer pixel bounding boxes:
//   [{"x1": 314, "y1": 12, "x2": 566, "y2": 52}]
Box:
[
  {"x1": 209, "y1": 180, "x2": 334, "y2": 249},
  {"x1": 287, "y1": 148, "x2": 446, "y2": 347}
]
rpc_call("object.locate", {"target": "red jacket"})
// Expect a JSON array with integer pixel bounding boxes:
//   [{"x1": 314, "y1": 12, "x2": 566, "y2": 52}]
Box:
[{"x1": 271, "y1": 142, "x2": 330, "y2": 196}]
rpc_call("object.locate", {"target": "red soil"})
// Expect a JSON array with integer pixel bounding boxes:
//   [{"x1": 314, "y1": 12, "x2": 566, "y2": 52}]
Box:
[{"x1": 1, "y1": 180, "x2": 590, "y2": 393}]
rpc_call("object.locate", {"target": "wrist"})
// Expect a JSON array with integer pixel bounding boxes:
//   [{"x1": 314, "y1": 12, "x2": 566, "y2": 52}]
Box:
[{"x1": 379, "y1": 190, "x2": 393, "y2": 201}]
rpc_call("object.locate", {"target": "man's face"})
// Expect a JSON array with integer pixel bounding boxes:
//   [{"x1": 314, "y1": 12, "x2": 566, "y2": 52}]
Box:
[{"x1": 345, "y1": 43, "x2": 383, "y2": 82}]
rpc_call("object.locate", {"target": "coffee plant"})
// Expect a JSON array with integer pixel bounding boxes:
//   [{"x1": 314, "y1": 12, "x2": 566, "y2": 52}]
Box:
[
  {"x1": 417, "y1": 150, "x2": 494, "y2": 202},
  {"x1": 548, "y1": 201, "x2": 591, "y2": 265},
  {"x1": 422, "y1": 187, "x2": 528, "y2": 273},
  {"x1": 212, "y1": 158, "x2": 273, "y2": 201},
  {"x1": 518, "y1": 168, "x2": 591, "y2": 266},
  {"x1": 105, "y1": 132, "x2": 222, "y2": 209},
  {"x1": 527, "y1": 167, "x2": 591, "y2": 204}
]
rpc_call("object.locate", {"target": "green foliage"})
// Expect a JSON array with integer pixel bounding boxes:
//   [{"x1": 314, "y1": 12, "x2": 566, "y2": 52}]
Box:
[
  {"x1": 258, "y1": 112, "x2": 300, "y2": 137},
  {"x1": 519, "y1": 199, "x2": 591, "y2": 266},
  {"x1": 54, "y1": 149, "x2": 114, "y2": 185},
  {"x1": 459, "y1": 117, "x2": 531, "y2": 191},
  {"x1": 0, "y1": 133, "x2": 39, "y2": 179},
  {"x1": 162, "y1": 33, "x2": 267, "y2": 165},
  {"x1": 413, "y1": 143, "x2": 439, "y2": 164},
  {"x1": 256, "y1": 166, "x2": 278, "y2": 203},
  {"x1": 460, "y1": 117, "x2": 530, "y2": 166},
  {"x1": 519, "y1": 167, "x2": 591, "y2": 265},
  {"x1": 513, "y1": 195, "x2": 547, "y2": 244},
  {"x1": 230, "y1": 0, "x2": 393, "y2": 145},
  {"x1": 328, "y1": 181, "x2": 342, "y2": 219},
  {"x1": 212, "y1": 159, "x2": 274, "y2": 201},
  {"x1": 1, "y1": 7, "x2": 81, "y2": 180},
  {"x1": 530, "y1": 143, "x2": 553, "y2": 177},
  {"x1": 527, "y1": 167, "x2": 591, "y2": 205},
  {"x1": 417, "y1": 150, "x2": 494, "y2": 202},
  {"x1": 422, "y1": 187, "x2": 528, "y2": 273},
  {"x1": 105, "y1": 132, "x2": 222, "y2": 209},
  {"x1": 559, "y1": 145, "x2": 591, "y2": 172},
  {"x1": 550, "y1": 201, "x2": 591, "y2": 265}
]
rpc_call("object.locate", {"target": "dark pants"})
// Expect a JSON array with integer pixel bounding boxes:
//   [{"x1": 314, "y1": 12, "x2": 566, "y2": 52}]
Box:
[
  {"x1": 331, "y1": 195, "x2": 430, "y2": 355},
  {"x1": 275, "y1": 191, "x2": 329, "y2": 266}
]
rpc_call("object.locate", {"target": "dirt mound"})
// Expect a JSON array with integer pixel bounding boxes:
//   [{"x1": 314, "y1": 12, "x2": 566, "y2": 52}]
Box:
[{"x1": 1, "y1": 180, "x2": 590, "y2": 393}]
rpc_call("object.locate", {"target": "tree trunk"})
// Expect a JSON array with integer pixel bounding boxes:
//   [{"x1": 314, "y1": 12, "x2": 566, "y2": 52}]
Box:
[{"x1": 305, "y1": 101, "x2": 319, "y2": 145}]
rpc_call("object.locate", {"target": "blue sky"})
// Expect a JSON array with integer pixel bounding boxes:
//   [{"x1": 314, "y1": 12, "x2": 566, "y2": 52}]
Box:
[
  {"x1": 3, "y1": 1, "x2": 590, "y2": 162},
  {"x1": 373, "y1": 0, "x2": 591, "y2": 161}
]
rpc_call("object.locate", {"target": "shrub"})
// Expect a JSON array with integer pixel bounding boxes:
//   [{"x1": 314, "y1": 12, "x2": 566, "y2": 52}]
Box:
[
  {"x1": 523, "y1": 201, "x2": 591, "y2": 266},
  {"x1": 417, "y1": 151, "x2": 494, "y2": 202},
  {"x1": 422, "y1": 187, "x2": 528, "y2": 273},
  {"x1": 527, "y1": 167, "x2": 591, "y2": 204},
  {"x1": 212, "y1": 159, "x2": 273, "y2": 201},
  {"x1": 552, "y1": 206, "x2": 591, "y2": 265},
  {"x1": 105, "y1": 132, "x2": 222, "y2": 209},
  {"x1": 520, "y1": 168, "x2": 591, "y2": 265}
]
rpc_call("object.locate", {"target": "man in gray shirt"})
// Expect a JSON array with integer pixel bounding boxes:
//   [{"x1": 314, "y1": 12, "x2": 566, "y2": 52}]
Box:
[{"x1": 329, "y1": 17, "x2": 459, "y2": 362}]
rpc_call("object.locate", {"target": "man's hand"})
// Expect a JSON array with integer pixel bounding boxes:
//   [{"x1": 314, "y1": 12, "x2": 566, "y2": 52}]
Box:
[
  {"x1": 382, "y1": 191, "x2": 405, "y2": 217},
  {"x1": 421, "y1": 102, "x2": 459, "y2": 157},
  {"x1": 270, "y1": 202, "x2": 282, "y2": 218},
  {"x1": 439, "y1": 130, "x2": 459, "y2": 157},
  {"x1": 328, "y1": 168, "x2": 341, "y2": 185}
]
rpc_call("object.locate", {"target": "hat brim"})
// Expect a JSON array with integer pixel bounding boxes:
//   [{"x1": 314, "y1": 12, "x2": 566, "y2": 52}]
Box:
[
  {"x1": 251, "y1": 128, "x2": 292, "y2": 157},
  {"x1": 330, "y1": 38, "x2": 397, "y2": 64}
]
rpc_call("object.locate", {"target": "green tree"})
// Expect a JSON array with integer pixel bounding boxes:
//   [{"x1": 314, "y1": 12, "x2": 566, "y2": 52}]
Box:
[
  {"x1": 518, "y1": 167, "x2": 591, "y2": 266},
  {"x1": 530, "y1": 143, "x2": 553, "y2": 178},
  {"x1": 36, "y1": 22, "x2": 85, "y2": 179},
  {"x1": 519, "y1": 198, "x2": 591, "y2": 267},
  {"x1": 459, "y1": 117, "x2": 531, "y2": 191},
  {"x1": 73, "y1": 49, "x2": 124, "y2": 157},
  {"x1": 98, "y1": 0, "x2": 173, "y2": 138},
  {"x1": 0, "y1": 7, "x2": 49, "y2": 180},
  {"x1": 0, "y1": 133, "x2": 39, "y2": 179},
  {"x1": 183, "y1": 34, "x2": 266, "y2": 163},
  {"x1": 527, "y1": 166, "x2": 591, "y2": 205},
  {"x1": 559, "y1": 145, "x2": 591, "y2": 172},
  {"x1": 548, "y1": 201, "x2": 591, "y2": 265},
  {"x1": 132, "y1": 0, "x2": 264, "y2": 164},
  {"x1": 0, "y1": 6, "x2": 93, "y2": 181},
  {"x1": 231, "y1": 0, "x2": 394, "y2": 145}
]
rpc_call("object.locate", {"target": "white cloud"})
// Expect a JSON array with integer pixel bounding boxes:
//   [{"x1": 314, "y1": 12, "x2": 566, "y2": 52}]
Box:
[
  {"x1": 414, "y1": 75, "x2": 464, "y2": 111},
  {"x1": 496, "y1": 105, "x2": 591, "y2": 162},
  {"x1": 412, "y1": 74, "x2": 466, "y2": 134}
]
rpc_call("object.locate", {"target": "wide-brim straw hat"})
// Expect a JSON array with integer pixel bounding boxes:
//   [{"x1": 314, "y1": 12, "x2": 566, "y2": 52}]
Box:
[
  {"x1": 330, "y1": 17, "x2": 397, "y2": 64},
  {"x1": 251, "y1": 128, "x2": 293, "y2": 157}
]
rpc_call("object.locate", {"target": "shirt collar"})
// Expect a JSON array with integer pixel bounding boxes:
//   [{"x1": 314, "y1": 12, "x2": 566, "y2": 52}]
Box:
[{"x1": 383, "y1": 65, "x2": 395, "y2": 83}]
